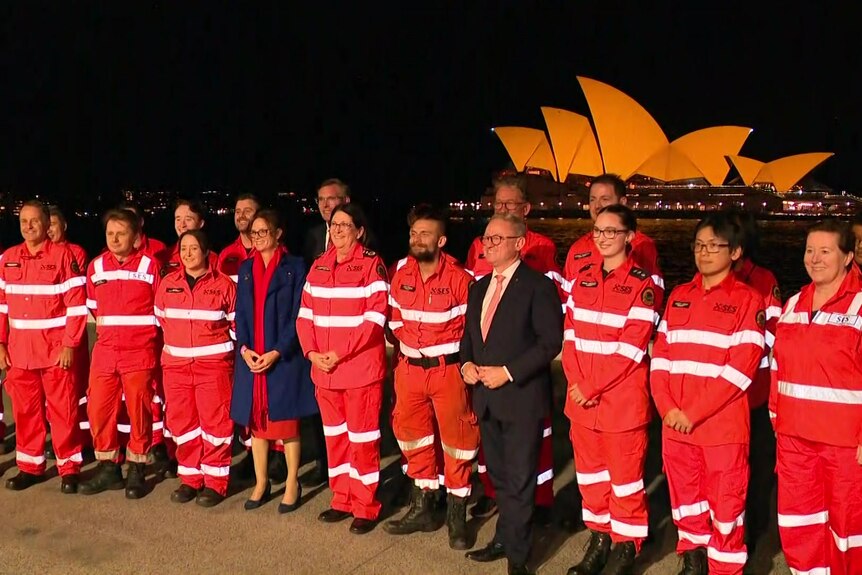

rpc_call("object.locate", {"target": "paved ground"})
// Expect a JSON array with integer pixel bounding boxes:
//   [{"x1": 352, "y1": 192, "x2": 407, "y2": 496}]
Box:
[{"x1": 0, "y1": 348, "x2": 790, "y2": 574}]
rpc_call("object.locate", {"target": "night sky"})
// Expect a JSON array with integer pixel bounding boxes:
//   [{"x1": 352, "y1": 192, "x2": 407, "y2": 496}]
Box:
[{"x1": 0, "y1": 4, "x2": 858, "y2": 212}]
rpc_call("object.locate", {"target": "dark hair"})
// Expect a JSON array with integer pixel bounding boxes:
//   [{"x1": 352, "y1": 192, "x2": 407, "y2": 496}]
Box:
[
  {"x1": 48, "y1": 205, "x2": 67, "y2": 224},
  {"x1": 102, "y1": 209, "x2": 142, "y2": 235},
  {"x1": 174, "y1": 199, "x2": 207, "y2": 221},
  {"x1": 852, "y1": 211, "x2": 862, "y2": 228},
  {"x1": 178, "y1": 229, "x2": 211, "y2": 256},
  {"x1": 596, "y1": 204, "x2": 637, "y2": 233},
  {"x1": 492, "y1": 174, "x2": 528, "y2": 203},
  {"x1": 694, "y1": 212, "x2": 743, "y2": 251},
  {"x1": 117, "y1": 201, "x2": 143, "y2": 219},
  {"x1": 317, "y1": 178, "x2": 350, "y2": 198},
  {"x1": 235, "y1": 193, "x2": 261, "y2": 207},
  {"x1": 20, "y1": 200, "x2": 50, "y2": 222},
  {"x1": 807, "y1": 218, "x2": 855, "y2": 255},
  {"x1": 590, "y1": 174, "x2": 627, "y2": 199},
  {"x1": 407, "y1": 203, "x2": 447, "y2": 234},
  {"x1": 330, "y1": 203, "x2": 369, "y2": 246},
  {"x1": 727, "y1": 210, "x2": 762, "y2": 262},
  {"x1": 252, "y1": 209, "x2": 282, "y2": 233}
]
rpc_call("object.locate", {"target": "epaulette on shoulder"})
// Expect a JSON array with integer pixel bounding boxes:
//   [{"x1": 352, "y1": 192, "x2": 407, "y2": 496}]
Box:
[
  {"x1": 579, "y1": 262, "x2": 595, "y2": 274},
  {"x1": 629, "y1": 267, "x2": 648, "y2": 281},
  {"x1": 363, "y1": 248, "x2": 377, "y2": 258}
]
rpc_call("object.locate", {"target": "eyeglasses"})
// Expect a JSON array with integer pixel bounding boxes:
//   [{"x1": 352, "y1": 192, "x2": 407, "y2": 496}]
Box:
[
  {"x1": 249, "y1": 229, "x2": 271, "y2": 239},
  {"x1": 330, "y1": 222, "x2": 355, "y2": 231},
  {"x1": 591, "y1": 227, "x2": 629, "y2": 239},
  {"x1": 317, "y1": 196, "x2": 345, "y2": 205},
  {"x1": 480, "y1": 234, "x2": 522, "y2": 247},
  {"x1": 691, "y1": 242, "x2": 730, "y2": 254},
  {"x1": 493, "y1": 201, "x2": 526, "y2": 211}
]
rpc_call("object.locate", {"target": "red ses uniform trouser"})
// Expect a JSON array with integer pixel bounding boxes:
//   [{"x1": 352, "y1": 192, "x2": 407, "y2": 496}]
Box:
[
  {"x1": 572, "y1": 425, "x2": 649, "y2": 550},
  {"x1": 88, "y1": 368, "x2": 155, "y2": 463},
  {"x1": 317, "y1": 383, "x2": 382, "y2": 520},
  {"x1": 163, "y1": 364, "x2": 233, "y2": 495},
  {"x1": 0, "y1": 377, "x2": 6, "y2": 443},
  {"x1": 777, "y1": 434, "x2": 862, "y2": 575},
  {"x1": 73, "y1": 332, "x2": 91, "y2": 444},
  {"x1": 6, "y1": 366, "x2": 83, "y2": 476},
  {"x1": 664, "y1": 439, "x2": 749, "y2": 575},
  {"x1": 393, "y1": 360, "x2": 479, "y2": 497},
  {"x1": 478, "y1": 417, "x2": 555, "y2": 506}
]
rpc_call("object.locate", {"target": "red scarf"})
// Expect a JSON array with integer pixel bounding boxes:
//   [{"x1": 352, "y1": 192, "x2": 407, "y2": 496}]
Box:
[{"x1": 250, "y1": 247, "x2": 285, "y2": 429}]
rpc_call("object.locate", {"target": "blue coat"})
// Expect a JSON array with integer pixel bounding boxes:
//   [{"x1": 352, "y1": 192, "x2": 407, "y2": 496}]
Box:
[{"x1": 230, "y1": 254, "x2": 318, "y2": 426}]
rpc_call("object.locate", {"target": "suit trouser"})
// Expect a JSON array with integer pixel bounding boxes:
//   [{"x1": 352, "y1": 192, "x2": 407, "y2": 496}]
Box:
[
  {"x1": 6, "y1": 366, "x2": 83, "y2": 476},
  {"x1": 481, "y1": 411, "x2": 543, "y2": 566},
  {"x1": 777, "y1": 433, "x2": 862, "y2": 575},
  {"x1": 316, "y1": 383, "x2": 383, "y2": 520},
  {"x1": 571, "y1": 424, "x2": 649, "y2": 550},
  {"x1": 88, "y1": 367, "x2": 155, "y2": 463},
  {"x1": 664, "y1": 438, "x2": 749, "y2": 575},
  {"x1": 392, "y1": 360, "x2": 479, "y2": 496},
  {"x1": 478, "y1": 416, "x2": 554, "y2": 506},
  {"x1": 163, "y1": 364, "x2": 233, "y2": 495}
]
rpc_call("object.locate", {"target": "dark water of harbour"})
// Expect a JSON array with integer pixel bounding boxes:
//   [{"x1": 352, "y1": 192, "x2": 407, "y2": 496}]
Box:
[
  {"x1": 0, "y1": 214, "x2": 811, "y2": 301},
  {"x1": 447, "y1": 217, "x2": 812, "y2": 300}
]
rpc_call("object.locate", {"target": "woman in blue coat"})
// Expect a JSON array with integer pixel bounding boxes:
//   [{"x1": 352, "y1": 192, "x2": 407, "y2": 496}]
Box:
[{"x1": 231, "y1": 209, "x2": 318, "y2": 513}]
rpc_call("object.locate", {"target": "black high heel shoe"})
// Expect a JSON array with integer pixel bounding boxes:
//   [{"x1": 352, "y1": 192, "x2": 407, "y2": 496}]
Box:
[
  {"x1": 244, "y1": 481, "x2": 271, "y2": 510},
  {"x1": 278, "y1": 482, "x2": 302, "y2": 514}
]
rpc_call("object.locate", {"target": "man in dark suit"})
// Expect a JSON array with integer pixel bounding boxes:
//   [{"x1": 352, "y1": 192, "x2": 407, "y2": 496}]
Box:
[
  {"x1": 303, "y1": 178, "x2": 351, "y2": 265},
  {"x1": 461, "y1": 213, "x2": 564, "y2": 575}
]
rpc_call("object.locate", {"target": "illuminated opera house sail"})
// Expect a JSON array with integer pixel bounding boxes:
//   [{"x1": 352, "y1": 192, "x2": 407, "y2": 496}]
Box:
[{"x1": 485, "y1": 77, "x2": 851, "y2": 215}]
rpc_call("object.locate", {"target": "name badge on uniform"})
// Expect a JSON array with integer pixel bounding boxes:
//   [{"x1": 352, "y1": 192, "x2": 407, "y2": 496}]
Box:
[{"x1": 166, "y1": 287, "x2": 184, "y2": 293}]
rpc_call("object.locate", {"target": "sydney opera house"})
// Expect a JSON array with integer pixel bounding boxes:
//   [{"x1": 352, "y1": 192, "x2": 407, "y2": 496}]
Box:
[{"x1": 474, "y1": 77, "x2": 859, "y2": 216}]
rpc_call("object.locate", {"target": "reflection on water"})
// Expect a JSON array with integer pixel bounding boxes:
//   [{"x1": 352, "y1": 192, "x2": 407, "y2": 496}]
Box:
[{"x1": 452, "y1": 218, "x2": 811, "y2": 300}]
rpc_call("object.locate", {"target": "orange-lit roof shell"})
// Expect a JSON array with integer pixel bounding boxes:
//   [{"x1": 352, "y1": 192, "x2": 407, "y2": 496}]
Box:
[
  {"x1": 671, "y1": 126, "x2": 753, "y2": 185},
  {"x1": 753, "y1": 153, "x2": 834, "y2": 192},
  {"x1": 540, "y1": 107, "x2": 604, "y2": 178},
  {"x1": 492, "y1": 127, "x2": 545, "y2": 172},
  {"x1": 726, "y1": 155, "x2": 766, "y2": 186},
  {"x1": 577, "y1": 76, "x2": 668, "y2": 178}
]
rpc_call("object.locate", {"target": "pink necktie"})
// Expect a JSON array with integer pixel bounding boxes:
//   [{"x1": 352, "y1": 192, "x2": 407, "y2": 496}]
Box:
[{"x1": 481, "y1": 274, "x2": 506, "y2": 341}]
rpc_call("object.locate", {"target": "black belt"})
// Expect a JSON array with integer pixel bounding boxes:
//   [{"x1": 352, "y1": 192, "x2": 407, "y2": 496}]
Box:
[{"x1": 406, "y1": 353, "x2": 460, "y2": 369}]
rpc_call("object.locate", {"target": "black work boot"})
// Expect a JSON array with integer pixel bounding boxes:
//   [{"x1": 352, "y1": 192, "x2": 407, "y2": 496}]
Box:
[
  {"x1": 383, "y1": 486, "x2": 441, "y2": 535},
  {"x1": 125, "y1": 462, "x2": 147, "y2": 499},
  {"x1": 446, "y1": 493, "x2": 471, "y2": 550},
  {"x1": 601, "y1": 541, "x2": 636, "y2": 575},
  {"x1": 80, "y1": 461, "x2": 125, "y2": 495},
  {"x1": 150, "y1": 443, "x2": 171, "y2": 476},
  {"x1": 678, "y1": 548, "x2": 708, "y2": 575},
  {"x1": 567, "y1": 530, "x2": 612, "y2": 575}
]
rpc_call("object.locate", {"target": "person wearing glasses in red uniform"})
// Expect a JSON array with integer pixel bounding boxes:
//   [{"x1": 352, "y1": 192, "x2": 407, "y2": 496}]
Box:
[
  {"x1": 771, "y1": 219, "x2": 862, "y2": 575},
  {"x1": 463, "y1": 174, "x2": 561, "y2": 524},
  {"x1": 650, "y1": 213, "x2": 765, "y2": 575},
  {"x1": 563, "y1": 174, "x2": 663, "y2": 310},
  {"x1": 154, "y1": 230, "x2": 236, "y2": 507},
  {"x1": 563, "y1": 205, "x2": 657, "y2": 575},
  {"x1": 297, "y1": 203, "x2": 388, "y2": 535}
]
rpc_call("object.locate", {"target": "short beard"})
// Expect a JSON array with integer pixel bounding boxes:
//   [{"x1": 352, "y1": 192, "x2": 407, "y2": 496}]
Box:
[{"x1": 410, "y1": 247, "x2": 436, "y2": 263}]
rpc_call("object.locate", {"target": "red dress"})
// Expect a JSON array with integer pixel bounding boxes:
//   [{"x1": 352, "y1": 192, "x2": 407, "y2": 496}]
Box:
[{"x1": 249, "y1": 247, "x2": 300, "y2": 440}]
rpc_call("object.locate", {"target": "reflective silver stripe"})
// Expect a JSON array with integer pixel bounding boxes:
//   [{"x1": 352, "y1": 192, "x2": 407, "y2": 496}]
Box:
[
  {"x1": 778, "y1": 381, "x2": 862, "y2": 405},
  {"x1": 650, "y1": 359, "x2": 751, "y2": 391},
  {"x1": 777, "y1": 511, "x2": 828, "y2": 527},
  {"x1": 158, "y1": 308, "x2": 230, "y2": 321},
  {"x1": 396, "y1": 434, "x2": 435, "y2": 452},
  {"x1": 90, "y1": 270, "x2": 155, "y2": 284},
  {"x1": 9, "y1": 316, "x2": 67, "y2": 329},
  {"x1": 163, "y1": 341, "x2": 234, "y2": 358},
  {"x1": 5, "y1": 277, "x2": 85, "y2": 295},
  {"x1": 397, "y1": 304, "x2": 467, "y2": 324},
  {"x1": 303, "y1": 280, "x2": 389, "y2": 299},
  {"x1": 96, "y1": 315, "x2": 157, "y2": 326},
  {"x1": 441, "y1": 443, "x2": 479, "y2": 461}
]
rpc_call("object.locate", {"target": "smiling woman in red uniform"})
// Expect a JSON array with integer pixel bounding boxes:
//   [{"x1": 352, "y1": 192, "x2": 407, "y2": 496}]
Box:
[
  {"x1": 297, "y1": 203, "x2": 388, "y2": 535},
  {"x1": 771, "y1": 219, "x2": 862, "y2": 575},
  {"x1": 563, "y1": 205, "x2": 657, "y2": 575},
  {"x1": 154, "y1": 230, "x2": 236, "y2": 508}
]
